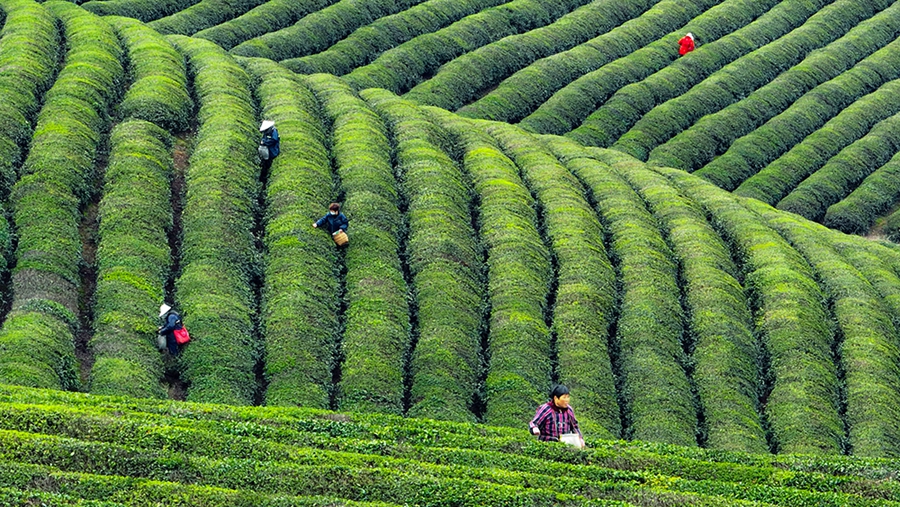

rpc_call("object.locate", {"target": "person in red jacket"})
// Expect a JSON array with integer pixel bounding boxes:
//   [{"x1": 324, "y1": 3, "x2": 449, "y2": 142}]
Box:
[{"x1": 678, "y1": 32, "x2": 695, "y2": 56}]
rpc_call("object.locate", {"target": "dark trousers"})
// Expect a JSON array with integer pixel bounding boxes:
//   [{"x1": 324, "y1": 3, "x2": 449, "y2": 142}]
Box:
[{"x1": 165, "y1": 333, "x2": 179, "y2": 356}]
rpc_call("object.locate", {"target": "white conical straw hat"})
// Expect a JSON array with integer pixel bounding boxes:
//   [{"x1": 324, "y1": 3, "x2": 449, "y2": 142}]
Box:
[
  {"x1": 159, "y1": 303, "x2": 171, "y2": 318},
  {"x1": 259, "y1": 120, "x2": 275, "y2": 131}
]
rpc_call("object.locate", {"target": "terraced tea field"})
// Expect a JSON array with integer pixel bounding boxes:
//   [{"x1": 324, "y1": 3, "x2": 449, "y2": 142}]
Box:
[{"x1": 4, "y1": 0, "x2": 900, "y2": 501}]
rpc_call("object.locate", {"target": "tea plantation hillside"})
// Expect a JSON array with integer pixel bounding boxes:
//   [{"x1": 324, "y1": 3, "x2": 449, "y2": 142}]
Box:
[{"x1": 4, "y1": 0, "x2": 900, "y2": 488}]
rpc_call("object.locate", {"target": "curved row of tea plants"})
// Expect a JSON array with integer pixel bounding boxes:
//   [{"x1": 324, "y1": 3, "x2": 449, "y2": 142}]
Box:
[
  {"x1": 0, "y1": 1, "x2": 123, "y2": 391},
  {"x1": 81, "y1": 0, "x2": 199, "y2": 23},
  {"x1": 824, "y1": 151, "x2": 900, "y2": 234},
  {"x1": 342, "y1": 0, "x2": 593, "y2": 94},
  {"x1": 304, "y1": 74, "x2": 409, "y2": 415},
  {"x1": 147, "y1": 0, "x2": 269, "y2": 36},
  {"x1": 282, "y1": 0, "x2": 509, "y2": 76},
  {"x1": 193, "y1": 0, "x2": 337, "y2": 51},
  {"x1": 167, "y1": 35, "x2": 260, "y2": 406},
  {"x1": 456, "y1": 0, "x2": 720, "y2": 123},
  {"x1": 618, "y1": 0, "x2": 900, "y2": 162},
  {"x1": 517, "y1": 0, "x2": 783, "y2": 136},
  {"x1": 239, "y1": 58, "x2": 339, "y2": 409},
  {"x1": 403, "y1": 0, "x2": 658, "y2": 112},
  {"x1": 363, "y1": 90, "x2": 484, "y2": 422}
]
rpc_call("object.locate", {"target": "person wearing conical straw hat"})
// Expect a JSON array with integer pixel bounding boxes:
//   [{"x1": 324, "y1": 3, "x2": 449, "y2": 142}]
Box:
[{"x1": 258, "y1": 120, "x2": 280, "y2": 170}]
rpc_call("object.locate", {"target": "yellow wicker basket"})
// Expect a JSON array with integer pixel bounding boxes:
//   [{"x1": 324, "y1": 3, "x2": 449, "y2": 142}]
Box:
[{"x1": 332, "y1": 230, "x2": 348, "y2": 246}]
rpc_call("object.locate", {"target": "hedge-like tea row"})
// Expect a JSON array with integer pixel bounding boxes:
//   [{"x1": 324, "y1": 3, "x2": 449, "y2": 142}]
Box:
[
  {"x1": 363, "y1": 90, "x2": 483, "y2": 423},
  {"x1": 746, "y1": 199, "x2": 900, "y2": 458},
  {"x1": 403, "y1": 0, "x2": 657, "y2": 112},
  {"x1": 237, "y1": 58, "x2": 338, "y2": 409},
  {"x1": 538, "y1": 139, "x2": 694, "y2": 447},
  {"x1": 649, "y1": 1, "x2": 900, "y2": 173},
  {"x1": 303, "y1": 74, "x2": 409, "y2": 415},
  {"x1": 483, "y1": 125, "x2": 620, "y2": 435},
  {"x1": 733, "y1": 80, "x2": 900, "y2": 205},
  {"x1": 0, "y1": 0, "x2": 59, "y2": 194},
  {"x1": 655, "y1": 166, "x2": 844, "y2": 455},
  {"x1": 147, "y1": 0, "x2": 268, "y2": 36},
  {"x1": 88, "y1": 120, "x2": 171, "y2": 399},
  {"x1": 457, "y1": 0, "x2": 719, "y2": 123},
  {"x1": 824, "y1": 152, "x2": 900, "y2": 234},
  {"x1": 696, "y1": 51, "x2": 900, "y2": 192},
  {"x1": 343, "y1": 0, "x2": 594, "y2": 95},
  {"x1": 0, "y1": 1, "x2": 123, "y2": 391},
  {"x1": 427, "y1": 110, "x2": 554, "y2": 429},
  {"x1": 583, "y1": 146, "x2": 766, "y2": 453},
  {"x1": 108, "y1": 16, "x2": 193, "y2": 132},
  {"x1": 618, "y1": 0, "x2": 900, "y2": 162},
  {"x1": 776, "y1": 110, "x2": 900, "y2": 222},
  {"x1": 282, "y1": 0, "x2": 509, "y2": 76},
  {"x1": 81, "y1": 0, "x2": 200, "y2": 22},
  {"x1": 194, "y1": 0, "x2": 336, "y2": 50},
  {"x1": 166, "y1": 35, "x2": 259, "y2": 406},
  {"x1": 567, "y1": 0, "x2": 840, "y2": 148},
  {"x1": 229, "y1": 0, "x2": 426, "y2": 61},
  {"x1": 518, "y1": 0, "x2": 781, "y2": 136}
]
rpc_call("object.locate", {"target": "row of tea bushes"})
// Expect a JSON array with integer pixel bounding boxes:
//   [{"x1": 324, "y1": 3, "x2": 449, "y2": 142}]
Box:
[
  {"x1": 567, "y1": 0, "x2": 838, "y2": 148},
  {"x1": 343, "y1": 0, "x2": 594, "y2": 94},
  {"x1": 733, "y1": 80, "x2": 900, "y2": 205},
  {"x1": 81, "y1": 0, "x2": 200, "y2": 22},
  {"x1": 457, "y1": 0, "x2": 720, "y2": 123},
  {"x1": 148, "y1": 0, "x2": 268, "y2": 36},
  {"x1": 167, "y1": 35, "x2": 260, "y2": 405},
  {"x1": 824, "y1": 152, "x2": 900, "y2": 234},
  {"x1": 583, "y1": 146, "x2": 766, "y2": 454},
  {"x1": 363, "y1": 90, "x2": 483, "y2": 422},
  {"x1": 88, "y1": 120, "x2": 172, "y2": 399},
  {"x1": 517, "y1": 0, "x2": 780, "y2": 136},
  {"x1": 282, "y1": 0, "x2": 509, "y2": 76},
  {"x1": 304, "y1": 74, "x2": 409, "y2": 415},
  {"x1": 656, "y1": 167, "x2": 844, "y2": 455},
  {"x1": 230, "y1": 0, "x2": 425, "y2": 61},
  {"x1": 108, "y1": 16, "x2": 193, "y2": 132},
  {"x1": 485, "y1": 125, "x2": 620, "y2": 435},
  {"x1": 619, "y1": 0, "x2": 900, "y2": 163},
  {"x1": 0, "y1": 1, "x2": 123, "y2": 391},
  {"x1": 746, "y1": 199, "x2": 900, "y2": 458},
  {"x1": 238, "y1": 58, "x2": 339, "y2": 409},
  {"x1": 543, "y1": 139, "x2": 695, "y2": 446},
  {"x1": 403, "y1": 0, "x2": 657, "y2": 112},
  {"x1": 0, "y1": 0, "x2": 58, "y2": 194},
  {"x1": 194, "y1": 0, "x2": 337, "y2": 50},
  {"x1": 429, "y1": 110, "x2": 554, "y2": 428}
]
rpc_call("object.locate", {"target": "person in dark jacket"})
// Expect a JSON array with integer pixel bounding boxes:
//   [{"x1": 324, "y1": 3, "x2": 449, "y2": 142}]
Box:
[
  {"x1": 259, "y1": 120, "x2": 280, "y2": 170},
  {"x1": 313, "y1": 202, "x2": 349, "y2": 237},
  {"x1": 157, "y1": 303, "x2": 182, "y2": 356},
  {"x1": 529, "y1": 384, "x2": 584, "y2": 448},
  {"x1": 678, "y1": 32, "x2": 695, "y2": 56}
]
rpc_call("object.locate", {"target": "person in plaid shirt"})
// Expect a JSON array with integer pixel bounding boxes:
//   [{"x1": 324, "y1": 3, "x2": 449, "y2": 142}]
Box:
[{"x1": 529, "y1": 384, "x2": 584, "y2": 448}]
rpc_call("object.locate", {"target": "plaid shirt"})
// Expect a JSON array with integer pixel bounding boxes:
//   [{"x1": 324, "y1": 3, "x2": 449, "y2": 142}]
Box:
[{"x1": 529, "y1": 401, "x2": 581, "y2": 442}]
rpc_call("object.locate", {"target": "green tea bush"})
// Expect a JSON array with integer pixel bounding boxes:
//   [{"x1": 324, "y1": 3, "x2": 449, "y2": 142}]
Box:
[
  {"x1": 518, "y1": 0, "x2": 783, "y2": 136},
  {"x1": 343, "y1": 0, "x2": 593, "y2": 94},
  {"x1": 484, "y1": 125, "x2": 620, "y2": 435},
  {"x1": 403, "y1": 0, "x2": 655, "y2": 111},
  {"x1": 458, "y1": 0, "x2": 719, "y2": 123},
  {"x1": 569, "y1": 0, "x2": 841, "y2": 149},
  {"x1": 427, "y1": 110, "x2": 555, "y2": 429},
  {"x1": 656, "y1": 166, "x2": 843, "y2": 455},
  {"x1": 304, "y1": 74, "x2": 409, "y2": 415},
  {"x1": 108, "y1": 16, "x2": 193, "y2": 132},
  {"x1": 89, "y1": 120, "x2": 172, "y2": 399},
  {"x1": 733, "y1": 80, "x2": 900, "y2": 204},
  {"x1": 148, "y1": 0, "x2": 269, "y2": 36},
  {"x1": 81, "y1": 0, "x2": 200, "y2": 22},
  {"x1": 230, "y1": 0, "x2": 425, "y2": 61},
  {"x1": 619, "y1": 0, "x2": 900, "y2": 162},
  {"x1": 824, "y1": 152, "x2": 900, "y2": 234},
  {"x1": 167, "y1": 35, "x2": 260, "y2": 406},
  {"x1": 194, "y1": 0, "x2": 336, "y2": 50},
  {"x1": 538, "y1": 140, "x2": 694, "y2": 447},
  {"x1": 0, "y1": 1, "x2": 123, "y2": 391},
  {"x1": 283, "y1": 0, "x2": 509, "y2": 76},
  {"x1": 651, "y1": 2, "x2": 900, "y2": 175},
  {"x1": 238, "y1": 58, "x2": 338, "y2": 409},
  {"x1": 363, "y1": 90, "x2": 483, "y2": 422}
]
